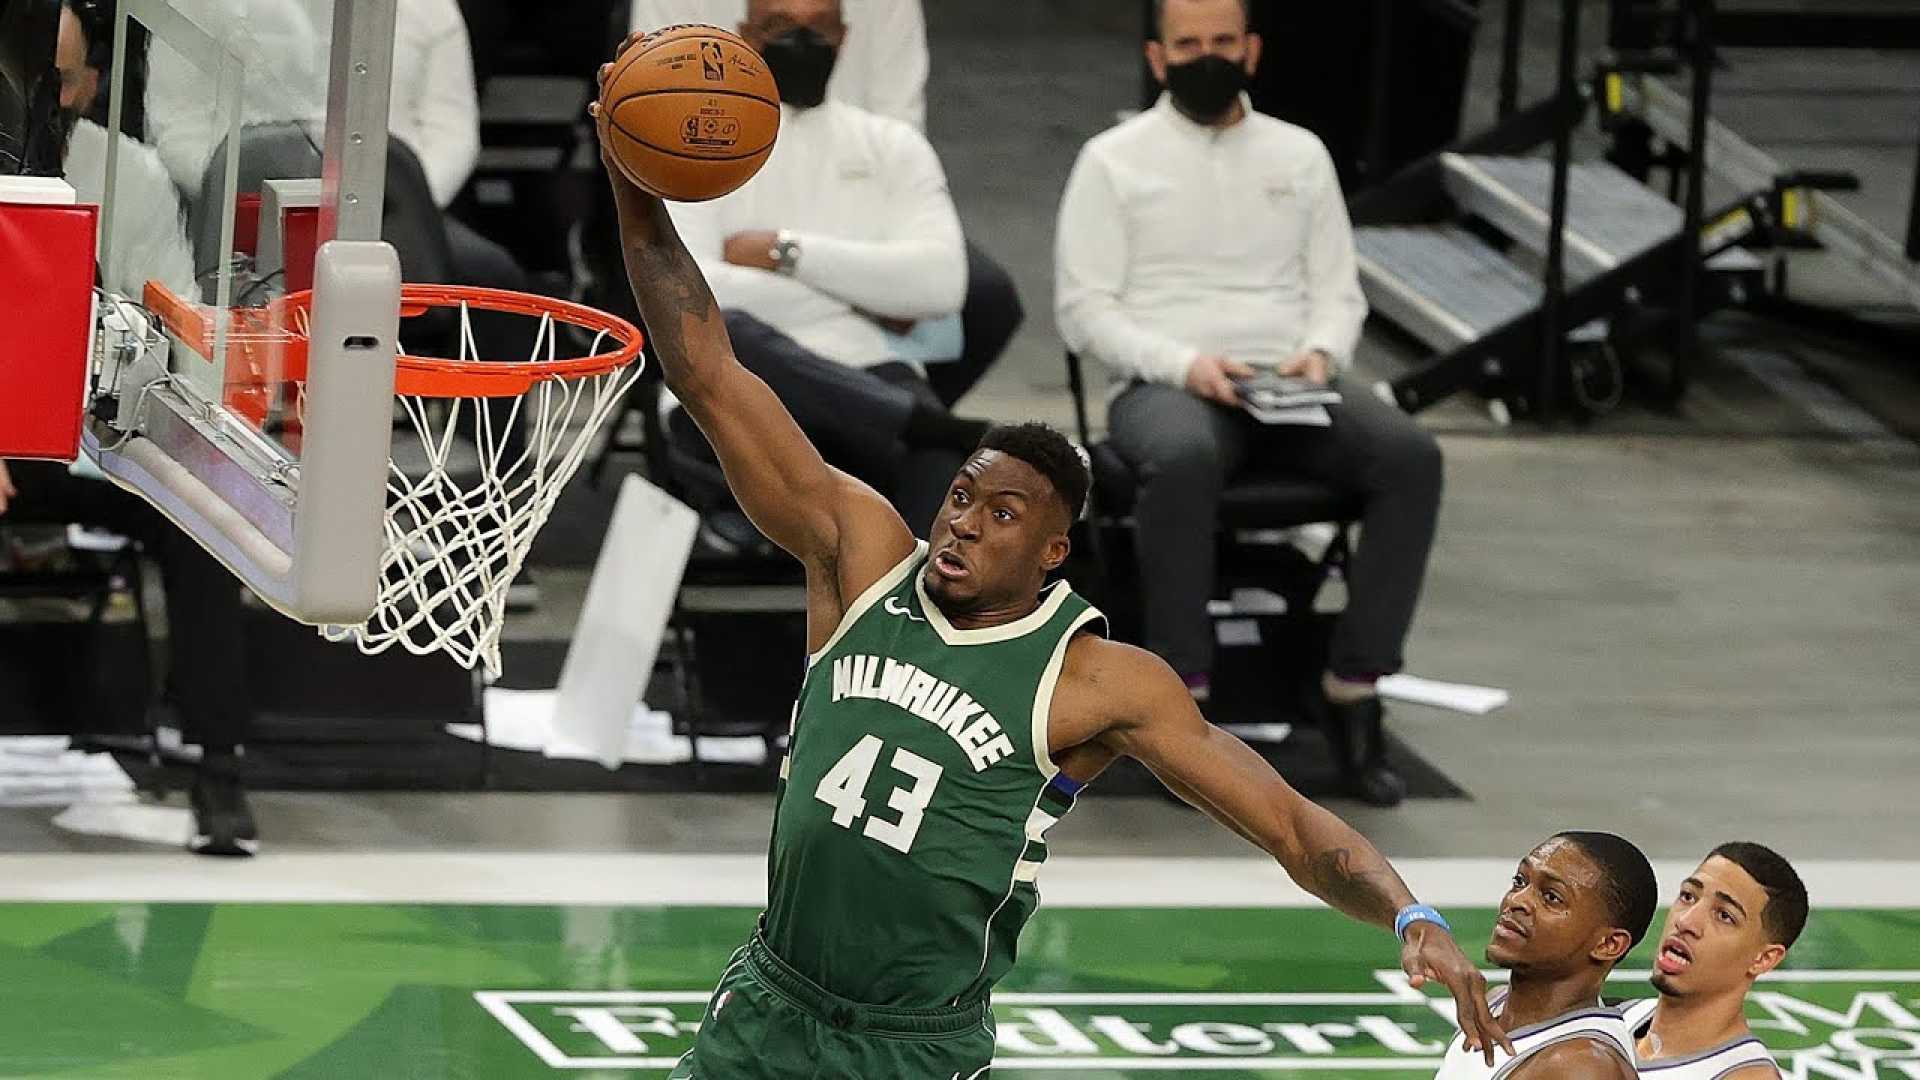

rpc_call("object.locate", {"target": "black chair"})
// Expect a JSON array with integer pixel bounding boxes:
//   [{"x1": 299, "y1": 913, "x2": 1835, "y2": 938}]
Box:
[
  {"x1": 190, "y1": 125, "x2": 455, "y2": 297},
  {"x1": 1064, "y1": 351, "x2": 1406, "y2": 804},
  {"x1": 1064, "y1": 349, "x2": 1361, "y2": 617},
  {"x1": 190, "y1": 122, "x2": 324, "y2": 285}
]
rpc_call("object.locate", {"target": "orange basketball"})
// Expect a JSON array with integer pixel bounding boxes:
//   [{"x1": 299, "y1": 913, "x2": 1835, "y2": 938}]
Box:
[{"x1": 596, "y1": 25, "x2": 781, "y2": 203}]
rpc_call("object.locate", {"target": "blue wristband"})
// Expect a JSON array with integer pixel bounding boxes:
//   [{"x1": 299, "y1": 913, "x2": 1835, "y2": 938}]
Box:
[{"x1": 1395, "y1": 904, "x2": 1451, "y2": 941}]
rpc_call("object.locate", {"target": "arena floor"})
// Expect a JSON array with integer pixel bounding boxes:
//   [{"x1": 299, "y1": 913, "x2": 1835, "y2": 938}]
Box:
[{"x1": 4, "y1": 856, "x2": 1915, "y2": 1078}]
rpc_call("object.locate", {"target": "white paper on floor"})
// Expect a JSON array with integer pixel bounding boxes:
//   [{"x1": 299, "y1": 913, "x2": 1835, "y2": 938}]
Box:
[
  {"x1": 551, "y1": 474, "x2": 699, "y2": 768},
  {"x1": 0, "y1": 736, "x2": 136, "y2": 807},
  {"x1": 51, "y1": 802, "x2": 192, "y2": 846},
  {"x1": 461, "y1": 688, "x2": 766, "y2": 767},
  {"x1": 1378, "y1": 674, "x2": 1510, "y2": 715}
]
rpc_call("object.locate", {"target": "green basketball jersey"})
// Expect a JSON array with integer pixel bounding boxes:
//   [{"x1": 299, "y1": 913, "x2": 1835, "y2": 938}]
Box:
[{"x1": 763, "y1": 541, "x2": 1105, "y2": 1008}]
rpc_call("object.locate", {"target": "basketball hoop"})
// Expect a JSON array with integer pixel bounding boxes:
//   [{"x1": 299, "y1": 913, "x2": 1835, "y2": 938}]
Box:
[
  {"x1": 138, "y1": 280, "x2": 645, "y2": 675},
  {"x1": 313, "y1": 285, "x2": 644, "y2": 676}
]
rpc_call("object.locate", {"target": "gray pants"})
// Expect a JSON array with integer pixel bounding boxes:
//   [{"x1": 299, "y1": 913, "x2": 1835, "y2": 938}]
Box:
[{"x1": 1107, "y1": 380, "x2": 1443, "y2": 680}]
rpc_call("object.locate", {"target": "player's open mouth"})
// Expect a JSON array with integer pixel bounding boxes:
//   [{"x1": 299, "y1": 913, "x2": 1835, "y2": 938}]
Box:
[
  {"x1": 1492, "y1": 915, "x2": 1529, "y2": 941},
  {"x1": 933, "y1": 549, "x2": 970, "y2": 579},
  {"x1": 1656, "y1": 937, "x2": 1693, "y2": 975}
]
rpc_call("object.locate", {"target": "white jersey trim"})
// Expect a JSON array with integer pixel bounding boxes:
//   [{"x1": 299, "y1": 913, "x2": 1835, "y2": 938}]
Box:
[
  {"x1": 1625, "y1": 997, "x2": 1780, "y2": 1077},
  {"x1": 806, "y1": 540, "x2": 926, "y2": 667},
  {"x1": 1030, "y1": 606, "x2": 1103, "y2": 781},
  {"x1": 1439, "y1": 996, "x2": 1635, "y2": 1080},
  {"x1": 915, "y1": 568, "x2": 1075, "y2": 647},
  {"x1": 962, "y1": 784, "x2": 1052, "y2": 1005}
]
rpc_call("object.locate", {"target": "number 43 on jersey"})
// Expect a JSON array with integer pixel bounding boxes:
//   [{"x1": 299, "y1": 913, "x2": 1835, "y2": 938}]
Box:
[{"x1": 814, "y1": 734, "x2": 944, "y2": 855}]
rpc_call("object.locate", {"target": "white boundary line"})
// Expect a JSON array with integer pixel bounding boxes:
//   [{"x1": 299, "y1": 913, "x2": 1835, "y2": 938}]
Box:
[
  {"x1": 0, "y1": 853, "x2": 1915, "y2": 907},
  {"x1": 476, "y1": 974, "x2": 1920, "y2": 1073}
]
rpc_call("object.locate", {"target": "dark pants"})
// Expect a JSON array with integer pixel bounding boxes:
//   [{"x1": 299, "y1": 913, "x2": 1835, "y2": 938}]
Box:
[
  {"x1": 1107, "y1": 379, "x2": 1443, "y2": 680},
  {"x1": 702, "y1": 312, "x2": 963, "y2": 538},
  {"x1": 5, "y1": 461, "x2": 250, "y2": 752},
  {"x1": 925, "y1": 240, "x2": 1024, "y2": 408}
]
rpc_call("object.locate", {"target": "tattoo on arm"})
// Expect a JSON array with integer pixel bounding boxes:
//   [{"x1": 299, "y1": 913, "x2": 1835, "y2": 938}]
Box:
[
  {"x1": 1303, "y1": 846, "x2": 1408, "y2": 929},
  {"x1": 616, "y1": 195, "x2": 724, "y2": 393}
]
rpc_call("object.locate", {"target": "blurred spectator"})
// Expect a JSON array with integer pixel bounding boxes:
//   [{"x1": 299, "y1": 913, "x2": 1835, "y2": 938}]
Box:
[
  {"x1": 142, "y1": 0, "x2": 327, "y2": 193},
  {"x1": 368, "y1": 0, "x2": 530, "y2": 325},
  {"x1": 55, "y1": 0, "x2": 194, "y2": 299},
  {"x1": 664, "y1": 0, "x2": 993, "y2": 536},
  {"x1": 382, "y1": 0, "x2": 479, "y2": 209},
  {"x1": 1055, "y1": 0, "x2": 1442, "y2": 801},
  {"x1": 631, "y1": 0, "x2": 1018, "y2": 408},
  {"x1": 11, "y1": 0, "x2": 260, "y2": 857}
]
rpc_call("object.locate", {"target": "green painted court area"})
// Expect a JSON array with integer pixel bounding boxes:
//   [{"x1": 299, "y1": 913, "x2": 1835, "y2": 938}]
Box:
[{"x1": 1, "y1": 903, "x2": 1916, "y2": 1078}]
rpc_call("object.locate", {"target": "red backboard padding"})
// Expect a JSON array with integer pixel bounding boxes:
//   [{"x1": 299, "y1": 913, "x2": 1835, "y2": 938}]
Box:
[
  {"x1": 282, "y1": 205, "x2": 320, "y2": 294},
  {"x1": 0, "y1": 202, "x2": 98, "y2": 462}
]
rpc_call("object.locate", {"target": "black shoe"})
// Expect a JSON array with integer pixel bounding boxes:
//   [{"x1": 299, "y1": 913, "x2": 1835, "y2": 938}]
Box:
[
  {"x1": 189, "y1": 755, "x2": 259, "y2": 858},
  {"x1": 1319, "y1": 694, "x2": 1406, "y2": 808}
]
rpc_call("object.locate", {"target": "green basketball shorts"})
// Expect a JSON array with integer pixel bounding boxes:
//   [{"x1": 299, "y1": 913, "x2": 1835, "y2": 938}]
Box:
[{"x1": 667, "y1": 934, "x2": 996, "y2": 1079}]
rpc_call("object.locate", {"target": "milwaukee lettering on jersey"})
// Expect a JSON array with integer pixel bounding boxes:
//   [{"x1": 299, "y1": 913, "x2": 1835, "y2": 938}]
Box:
[{"x1": 828, "y1": 654, "x2": 1016, "y2": 772}]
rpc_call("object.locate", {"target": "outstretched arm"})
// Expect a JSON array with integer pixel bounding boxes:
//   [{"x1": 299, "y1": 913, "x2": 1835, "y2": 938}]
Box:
[
  {"x1": 593, "y1": 43, "x2": 913, "y2": 625},
  {"x1": 1057, "y1": 636, "x2": 1510, "y2": 1062}
]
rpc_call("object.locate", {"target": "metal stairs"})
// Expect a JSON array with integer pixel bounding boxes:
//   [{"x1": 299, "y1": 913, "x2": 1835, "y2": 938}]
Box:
[
  {"x1": 1354, "y1": 151, "x2": 1762, "y2": 418},
  {"x1": 1440, "y1": 154, "x2": 1682, "y2": 277}
]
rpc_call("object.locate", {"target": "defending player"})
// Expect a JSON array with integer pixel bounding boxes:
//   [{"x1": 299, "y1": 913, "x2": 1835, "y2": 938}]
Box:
[
  {"x1": 595, "y1": 30, "x2": 1507, "y2": 1078},
  {"x1": 1624, "y1": 842, "x2": 1807, "y2": 1078},
  {"x1": 1434, "y1": 832, "x2": 1657, "y2": 1080}
]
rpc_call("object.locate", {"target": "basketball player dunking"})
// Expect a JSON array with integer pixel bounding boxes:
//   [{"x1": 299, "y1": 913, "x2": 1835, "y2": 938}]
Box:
[
  {"x1": 1433, "y1": 833, "x2": 1657, "y2": 1080},
  {"x1": 1625, "y1": 843, "x2": 1807, "y2": 1079},
  {"x1": 595, "y1": 35, "x2": 1508, "y2": 1080}
]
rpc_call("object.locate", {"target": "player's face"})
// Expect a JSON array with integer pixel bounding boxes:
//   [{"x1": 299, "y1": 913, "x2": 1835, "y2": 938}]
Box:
[
  {"x1": 1487, "y1": 838, "x2": 1620, "y2": 973},
  {"x1": 923, "y1": 452, "x2": 1070, "y2": 614},
  {"x1": 1651, "y1": 856, "x2": 1784, "y2": 997}
]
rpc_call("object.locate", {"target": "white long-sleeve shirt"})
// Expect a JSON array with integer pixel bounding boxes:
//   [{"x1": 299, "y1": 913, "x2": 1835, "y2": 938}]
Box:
[
  {"x1": 1054, "y1": 94, "x2": 1368, "y2": 388},
  {"x1": 390, "y1": 0, "x2": 480, "y2": 207},
  {"x1": 628, "y1": 0, "x2": 928, "y2": 131},
  {"x1": 143, "y1": 0, "x2": 327, "y2": 193},
  {"x1": 147, "y1": 0, "x2": 479, "y2": 207},
  {"x1": 303, "y1": 0, "x2": 479, "y2": 207},
  {"x1": 64, "y1": 119, "x2": 196, "y2": 300},
  {"x1": 666, "y1": 100, "x2": 965, "y2": 370}
]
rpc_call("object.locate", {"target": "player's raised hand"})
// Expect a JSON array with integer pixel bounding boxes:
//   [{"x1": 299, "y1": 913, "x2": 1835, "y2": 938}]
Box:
[
  {"x1": 1401, "y1": 922, "x2": 1510, "y2": 1065},
  {"x1": 590, "y1": 29, "x2": 657, "y2": 125}
]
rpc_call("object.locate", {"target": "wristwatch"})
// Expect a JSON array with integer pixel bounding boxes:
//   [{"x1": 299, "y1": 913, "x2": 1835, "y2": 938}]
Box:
[{"x1": 769, "y1": 230, "x2": 802, "y2": 275}]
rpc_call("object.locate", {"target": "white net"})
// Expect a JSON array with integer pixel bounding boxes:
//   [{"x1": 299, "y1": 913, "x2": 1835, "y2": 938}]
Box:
[{"x1": 320, "y1": 302, "x2": 643, "y2": 676}]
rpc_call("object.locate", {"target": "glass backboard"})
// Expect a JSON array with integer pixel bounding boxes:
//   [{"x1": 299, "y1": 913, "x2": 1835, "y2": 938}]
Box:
[{"x1": 82, "y1": 0, "x2": 402, "y2": 624}]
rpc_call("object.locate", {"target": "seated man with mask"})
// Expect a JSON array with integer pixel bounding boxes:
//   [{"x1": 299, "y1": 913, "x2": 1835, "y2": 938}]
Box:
[
  {"x1": 1054, "y1": 0, "x2": 1446, "y2": 805},
  {"x1": 662, "y1": 0, "x2": 992, "y2": 537},
  {"x1": 632, "y1": 0, "x2": 1021, "y2": 409}
]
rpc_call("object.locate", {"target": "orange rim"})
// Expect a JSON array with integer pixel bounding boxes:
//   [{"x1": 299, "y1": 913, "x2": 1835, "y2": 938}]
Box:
[{"x1": 277, "y1": 284, "x2": 644, "y2": 398}]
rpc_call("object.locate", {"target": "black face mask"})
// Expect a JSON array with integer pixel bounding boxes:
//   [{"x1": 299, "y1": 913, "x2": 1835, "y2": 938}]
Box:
[
  {"x1": 1163, "y1": 54, "x2": 1247, "y2": 122},
  {"x1": 761, "y1": 27, "x2": 838, "y2": 109}
]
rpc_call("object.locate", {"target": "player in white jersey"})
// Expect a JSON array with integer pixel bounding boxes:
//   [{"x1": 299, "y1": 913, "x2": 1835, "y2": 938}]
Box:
[
  {"x1": 1626, "y1": 842, "x2": 1808, "y2": 1079},
  {"x1": 1435, "y1": 832, "x2": 1658, "y2": 1080}
]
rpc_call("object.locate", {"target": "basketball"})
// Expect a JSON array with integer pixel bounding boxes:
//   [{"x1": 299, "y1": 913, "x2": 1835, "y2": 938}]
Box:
[{"x1": 595, "y1": 25, "x2": 781, "y2": 203}]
